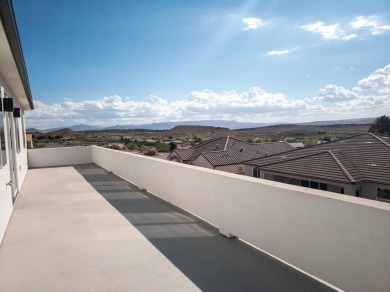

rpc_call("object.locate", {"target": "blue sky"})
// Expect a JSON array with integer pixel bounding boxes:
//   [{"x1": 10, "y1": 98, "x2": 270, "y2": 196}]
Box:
[{"x1": 13, "y1": 0, "x2": 390, "y2": 128}]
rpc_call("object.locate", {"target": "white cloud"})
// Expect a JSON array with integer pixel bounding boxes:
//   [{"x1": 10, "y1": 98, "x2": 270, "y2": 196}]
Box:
[
  {"x1": 300, "y1": 16, "x2": 390, "y2": 41},
  {"x1": 25, "y1": 64, "x2": 390, "y2": 129},
  {"x1": 300, "y1": 21, "x2": 343, "y2": 40},
  {"x1": 353, "y1": 64, "x2": 390, "y2": 93},
  {"x1": 267, "y1": 47, "x2": 299, "y2": 56},
  {"x1": 242, "y1": 17, "x2": 268, "y2": 30},
  {"x1": 307, "y1": 64, "x2": 390, "y2": 118},
  {"x1": 374, "y1": 64, "x2": 390, "y2": 74},
  {"x1": 26, "y1": 88, "x2": 309, "y2": 128},
  {"x1": 342, "y1": 33, "x2": 358, "y2": 41},
  {"x1": 350, "y1": 16, "x2": 390, "y2": 35},
  {"x1": 315, "y1": 85, "x2": 359, "y2": 102}
]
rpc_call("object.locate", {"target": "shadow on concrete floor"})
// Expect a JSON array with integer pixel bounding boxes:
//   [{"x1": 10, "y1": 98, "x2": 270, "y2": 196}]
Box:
[{"x1": 74, "y1": 164, "x2": 334, "y2": 292}]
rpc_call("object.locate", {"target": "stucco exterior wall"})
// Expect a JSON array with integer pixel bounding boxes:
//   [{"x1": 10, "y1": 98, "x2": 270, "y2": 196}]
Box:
[
  {"x1": 361, "y1": 183, "x2": 390, "y2": 201},
  {"x1": 0, "y1": 99, "x2": 28, "y2": 244},
  {"x1": 193, "y1": 155, "x2": 213, "y2": 169},
  {"x1": 28, "y1": 146, "x2": 93, "y2": 168},
  {"x1": 0, "y1": 160, "x2": 12, "y2": 244},
  {"x1": 215, "y1": 164, "x2": 244, "y2": 174}
]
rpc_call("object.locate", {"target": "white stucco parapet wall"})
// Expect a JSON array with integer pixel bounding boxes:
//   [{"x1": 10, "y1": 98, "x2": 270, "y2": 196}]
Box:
[
  {"x1": 28, "y1": 146, "x2": 390, "y2": 292},
  {"x1": 28, "y1": 146, "x2": 93, "y2": 167}
]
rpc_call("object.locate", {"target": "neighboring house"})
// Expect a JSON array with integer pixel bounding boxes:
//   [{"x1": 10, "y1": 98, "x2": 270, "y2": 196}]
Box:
[
  {"x1": 168, "y1": 136, "x2": 295, "y2": 174},
  {"x1": 244, "y1": 133, "x2": 390, "y2": 202},
  {"x1": 0, "y1": 0, "x2": 34, "y2": 243},
  {"x1": 288, "y1": 142, "x2": 304, "y2": 149}
]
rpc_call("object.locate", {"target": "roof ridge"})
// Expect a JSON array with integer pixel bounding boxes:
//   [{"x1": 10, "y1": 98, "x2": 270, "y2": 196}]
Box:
[
  {"x1": 224, "y1": 136, "x2": 230, "y2": 151},
  {"x1": 229, "y1": 136, "x2": 253, "y2": 147},
  {"x1": 192, "y1": 136, "x2": 225, "y2": 149},
  {"x1": 368, "y1": 132, "x2": 390, "y2": 148},
  {"x1": 327, "y1": 150, "x2": 356, "y2": 184}
]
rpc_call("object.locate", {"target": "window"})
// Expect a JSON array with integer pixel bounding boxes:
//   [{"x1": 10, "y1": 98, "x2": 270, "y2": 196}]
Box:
[
  {"x1": 15, "y1": 116, "x2": 20, "y2": 153},
  {"x1": 253, "y1": 167, "x2": 260, "y2": 178},
  {"x1": 340, "y1": 187, "x2": 344, "y2": 194},
  {"x1": 21, "y1": 110, "x2": 26, "y2": 148},
  {"x1": 238, "y1": 166, "x2": 243, "y2": 173},
  {"x1": 377, "y1": 188, "x2": 390, "y2": 201},
  {"x1": 301, "y1": 180, "x2": 309, "y2": 188},
  {"x1": 0, "y1": 97, "x2": 6, "y2": 167},
  {"x1": 320, "y1": 183, "x2": 327, "y2": 191},
  {"x1": 310, "y1": 181, "x2": 319, "y2": 189}
]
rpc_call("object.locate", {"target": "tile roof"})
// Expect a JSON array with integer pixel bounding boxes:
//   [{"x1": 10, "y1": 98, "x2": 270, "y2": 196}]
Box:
[
  {"x1": 245, "y1": 133, "x2": 390, "y2": 185},
  {"x1": 172, "y1": 136, "x2": 294, "y2": 166}
]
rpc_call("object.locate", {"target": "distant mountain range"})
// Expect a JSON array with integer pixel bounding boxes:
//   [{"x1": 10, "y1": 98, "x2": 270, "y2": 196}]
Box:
[
  {"x1": 26, "y1": 117, "x2": 375, "y2": 133},
  {"x1": 297, "y1": 117, "x2": 375, "y2": 126}
]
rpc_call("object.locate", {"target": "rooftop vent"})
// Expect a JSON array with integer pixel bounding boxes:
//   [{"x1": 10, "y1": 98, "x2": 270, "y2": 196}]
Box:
[
  {"x1": 240, "y1": 147, "x2": 244, "y2": 152},
  {"x1": 368, "y1": 163, "x2": 380, "y2": 167},
  {"x1": 215, "y1": 144, "x2": 219, "y2": 150}
]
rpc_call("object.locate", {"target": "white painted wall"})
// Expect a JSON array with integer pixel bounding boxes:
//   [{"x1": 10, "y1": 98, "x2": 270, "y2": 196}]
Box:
[
  {"x1": 215, "y1": 164, "x2": 243, "y2": 174},
  {"x1": 193, "y1": 156, "x2": 244, "y2": 174},
  {"x1": 361, "y1": 183, "x2": 390, "y2": 201},
  {"x1": 28, "y1": 146, "x2": 93, "y2": 168},
  {"x1": 28, "y1": 146, "x2": 390, "y2": 291},
  {"x1": 0, "y1": 164, "x2": 12, "y2": 244},
  {"x1": 15, "y1": 112, "x2": 28, "y2": 194},
  {"x1": 0, "y1": 100, "x2": 28, "y2": 244}
]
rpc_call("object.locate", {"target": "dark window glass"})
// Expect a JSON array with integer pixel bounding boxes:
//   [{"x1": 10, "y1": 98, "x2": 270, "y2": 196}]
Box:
[
  {"x1": 301, "y1": 180, "x2": 309, "y2": 188},
  {"x1": 377, "y1": 188, "x2": 390, "y2": 201},
  {"x1": 340, "y1": 187, "x2": 344, "y2": 194},
  {"x1": 21, "y1": 111, "x2": 26, "y2": 148},
  {"x1": 310, "y1": 181, "x2": 319, "y2": 189},
  {"x1": 15, "y1": 117, "x2": 20, "y2": 153},
  {"x1": 0, "y1": 99, "x2": 6, "y2": 167},
  {"x1": 320, "y1": 183, "x2": 327, "y2": 191}
]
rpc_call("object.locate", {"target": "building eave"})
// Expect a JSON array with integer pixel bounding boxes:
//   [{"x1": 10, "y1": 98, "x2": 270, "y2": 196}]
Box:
[{"x1": 0, "y1": 0, "x2": 34, "y2": 110}]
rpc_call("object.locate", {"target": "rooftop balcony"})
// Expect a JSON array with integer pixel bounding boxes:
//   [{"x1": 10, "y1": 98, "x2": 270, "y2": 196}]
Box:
[{"x1": 1, "y1": 146, "x2": 390, "y2": 291}]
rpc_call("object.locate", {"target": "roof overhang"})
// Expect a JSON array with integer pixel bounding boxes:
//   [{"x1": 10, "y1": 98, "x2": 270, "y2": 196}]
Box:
[{"x1": 0, "y1": 0, "x2": 33, "y2": 110}]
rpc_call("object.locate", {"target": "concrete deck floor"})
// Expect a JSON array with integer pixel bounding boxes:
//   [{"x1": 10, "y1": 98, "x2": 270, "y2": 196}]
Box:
[{"x1": 0, "y1": 164, "x2": 334, "y2": 291}]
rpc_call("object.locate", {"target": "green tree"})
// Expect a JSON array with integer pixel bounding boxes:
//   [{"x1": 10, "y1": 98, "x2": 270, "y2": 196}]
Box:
[
  {"x1": 303, "y1": 137, "x2": 318, "y2": 147},
  {"x1": 169, "y1": 142, "x2": 177, "y2": 151},
  {"x1": 155, "y1": 142, "x2": 170, "y2": 152},
  {"x1": 192, "y1": 135, "x2": 203, "y2": 143},
  {"x1": 369, "y1": 115, "x2": 390, "y2": 135}
]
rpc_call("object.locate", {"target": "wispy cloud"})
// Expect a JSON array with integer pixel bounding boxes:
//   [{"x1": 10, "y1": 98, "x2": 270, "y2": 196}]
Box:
[
  {"x1": 300, "y1": 15, "x2": 390, "y2": 41},
  {"x1": 342, "y1": 33, "x2": 358, "y2": 41},
  {"x1": 300, "y1": 21, "x2": 342, "y2": 40},
  {"x1": 267, "y1": 47, "x2": 299, "y2": 56},
  {"x1": 242, "y1": 17, "x2": 268, "y2": 30},
  {"x1": 350, "y1": 16, "x2": 390, "y2": 35}
]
